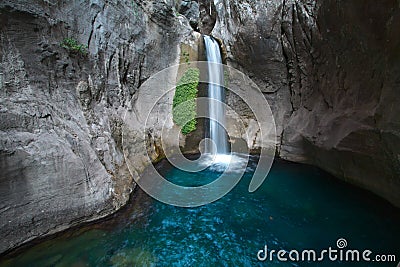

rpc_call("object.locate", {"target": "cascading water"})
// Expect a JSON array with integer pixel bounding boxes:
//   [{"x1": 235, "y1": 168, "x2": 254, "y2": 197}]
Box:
[{"x1": 204, "y1": 35, "x2": 229, "y2": 156}]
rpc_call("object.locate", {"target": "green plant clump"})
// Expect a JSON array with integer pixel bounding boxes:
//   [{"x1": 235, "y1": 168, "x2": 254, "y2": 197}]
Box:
[
  {"x1": 172, "y1": 68, "x2": 200, "y2": 135},
  {"x1": 60, "y1": 38, "x2": 88, "y2": 55},
  {"x1": 182, "y1": 51, "x2": 190, "y2": 63}
]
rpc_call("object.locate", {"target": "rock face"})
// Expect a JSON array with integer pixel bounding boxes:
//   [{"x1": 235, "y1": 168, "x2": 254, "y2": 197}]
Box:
[
  {"x1": 177, "y1": 0, "x2": 200, "y2": 30},
  {"x1": 1, "y1": 0, "x2": 399, "y2": 255},
  {"x1": 211, "y1": 0, "x2": 400, "y2": 207},
  {"x1": 0, "y1": 0, "x2": 197, "y2": 254},
  {"x1": 175, "y1": 0, "x2": 217, "y2": 34}
]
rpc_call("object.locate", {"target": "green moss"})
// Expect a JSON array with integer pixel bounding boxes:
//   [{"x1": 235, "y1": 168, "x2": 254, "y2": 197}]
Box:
[
  {"x1": 60, "y1": 38, "x2": 88, "y2": 56},
  {"x1": 182, "y1": 51, "x2": 190, "y2": 63},
  {"x1": 172, "y1": 68, "x2": 200, "y2": 135}
]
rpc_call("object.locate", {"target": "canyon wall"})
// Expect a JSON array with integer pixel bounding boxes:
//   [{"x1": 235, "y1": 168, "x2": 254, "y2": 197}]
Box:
[
  {"x1": 211, "y1": 0, "x2": 400, "y2": 207},
  {"x1": 1, "y1": 0, "x2": 399, "y2": 255},
  {"x1": 0, "y1": 0, "x2": 200, "y2": 254}
]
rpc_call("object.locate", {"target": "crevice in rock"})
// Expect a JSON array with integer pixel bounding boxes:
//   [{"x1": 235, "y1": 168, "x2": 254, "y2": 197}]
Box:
[
  {"x1": 198, "y1": 0, "x2": 217, "y2": 34},
  {"x1": 87, "y1": 9, "x2": 100, "y2": 49},
  {"x1": 280, "y1": 0, "x2": 295, "y2": 114}
]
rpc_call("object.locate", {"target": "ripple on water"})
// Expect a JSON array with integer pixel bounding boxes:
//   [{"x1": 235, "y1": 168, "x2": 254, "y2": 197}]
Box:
[{"x1": 1, "y1": 157, "x2": 399, "y2": 267}]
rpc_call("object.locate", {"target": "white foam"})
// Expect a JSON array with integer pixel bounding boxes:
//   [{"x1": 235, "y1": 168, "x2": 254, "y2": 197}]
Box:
[
  {"x1": 197, "y1": 153, "x2": 249, "y2": 173},
  {"x1": 212, "y1": 154, "x2": 232, "y2": 165}
]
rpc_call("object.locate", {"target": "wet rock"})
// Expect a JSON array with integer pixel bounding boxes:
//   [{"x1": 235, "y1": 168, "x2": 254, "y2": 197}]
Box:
[{"x1": 213, "y1": 0, "x2": 400, "y2": 207}]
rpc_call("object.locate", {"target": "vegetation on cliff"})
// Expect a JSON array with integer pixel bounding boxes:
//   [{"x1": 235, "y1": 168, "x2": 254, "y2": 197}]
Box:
[
  {"x1": 60, "y1": 38, "x2": 88, "y2": 56},
  {"x1": 172, "y1": 68, "x2": 199, "y2": 135}
]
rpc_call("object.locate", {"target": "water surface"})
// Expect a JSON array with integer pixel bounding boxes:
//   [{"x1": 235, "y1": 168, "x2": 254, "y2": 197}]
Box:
[{"x1": 1, "y1": 156, "x2": 399, "y2": 266}]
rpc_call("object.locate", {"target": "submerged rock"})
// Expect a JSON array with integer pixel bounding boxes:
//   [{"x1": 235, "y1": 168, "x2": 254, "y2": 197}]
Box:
[{"x1": 110, "y1": 248, "x2": 158, "y2": 267}]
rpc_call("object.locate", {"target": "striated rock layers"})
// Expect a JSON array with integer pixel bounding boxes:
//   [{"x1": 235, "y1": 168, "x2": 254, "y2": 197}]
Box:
[
  {"x1": 0, "y1": 0, "x2": 201, "y2": 254},
  {"x1": 1, "y1": 0, "x2": 399, "y2": 255},
  {"x1": 211, "y1": 0, "x2": 400, "y2": 207}
]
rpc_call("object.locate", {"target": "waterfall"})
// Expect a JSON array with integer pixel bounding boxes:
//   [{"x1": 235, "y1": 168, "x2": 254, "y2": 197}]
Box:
[{"x1": 204, "y1": 36, "x2": 229, "y2": 155}]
